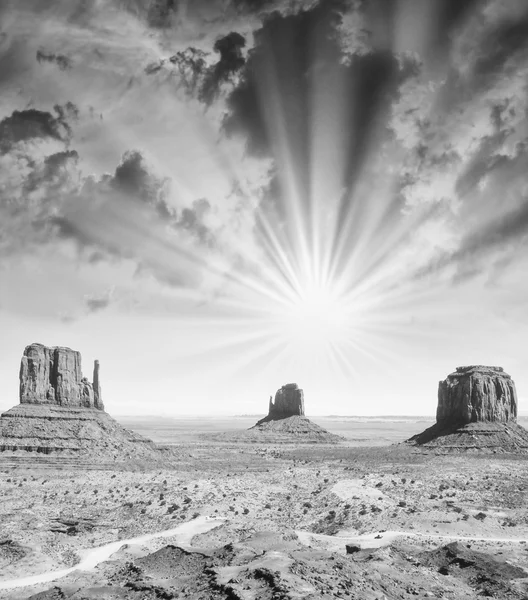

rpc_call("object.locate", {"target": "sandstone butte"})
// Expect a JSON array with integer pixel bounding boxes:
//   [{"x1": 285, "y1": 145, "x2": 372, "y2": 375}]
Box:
[
  {"x1": 0, "y1": 343, "x2": 160, "y2": 463},
  {"x1": 248, "y1": 383, "x2": 343, "y2": 443},
  {"x1": 407, "y1": 365, "x2": 528, "y2": 452}
]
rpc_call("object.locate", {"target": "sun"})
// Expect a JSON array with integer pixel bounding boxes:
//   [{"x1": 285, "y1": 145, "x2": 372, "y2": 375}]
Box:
[{"x1": 281, "y1": 281, "x2": 351, "y2": 347}]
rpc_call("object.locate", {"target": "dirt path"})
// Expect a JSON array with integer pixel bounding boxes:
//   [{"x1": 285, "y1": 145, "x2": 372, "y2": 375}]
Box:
[
  {"x1": 296, "y1": 528, "x2": 528, "y2": 553},
  {"x1": 0, "y1": 516, "x2": 225, "y2": 591}
]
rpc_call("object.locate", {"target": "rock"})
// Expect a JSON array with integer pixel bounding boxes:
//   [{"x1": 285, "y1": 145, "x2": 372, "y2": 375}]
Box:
[
  {"x1": 437, "y1": 366, "x2": 517, "y2": 425},
  {"x1": 93, "y1": 360, "x2": 103, "y2": 410},
  {"x1": 19, "y1": 343, "x2": 104, "y2": 410},
  {"x1": 238, "y1": 383, "x2": 344, "y2": 444},
  {"x1": 266, "y1": 383, "x2": 305, "y2": 420},
  {"x1": 0, "y1": 343, "x2": 164, "y2": 463},
  {"x1": 407, "y1": 365, "x2": 528, "y2": 452},
  {"x1": 345, "y1": 544, "x2": 361, "y2": 554}
]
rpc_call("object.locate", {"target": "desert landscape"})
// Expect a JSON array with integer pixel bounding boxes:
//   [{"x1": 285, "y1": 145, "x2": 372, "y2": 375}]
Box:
[
  {"x1": 1, "y1": 345, "x2": 528, "y2": 599},
  {"x1": 3, "y1": 1, "x2": 528, "y2": 598}
]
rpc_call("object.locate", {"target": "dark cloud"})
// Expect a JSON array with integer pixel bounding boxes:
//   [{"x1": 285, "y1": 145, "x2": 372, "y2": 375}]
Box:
[
  {"x1": 84, "y1": 288, "x2": 114, "y2": 313},
  {"x1": 231, "y1": 0, "x2": 274, "y2": 13},
  {"x1": 45, "y1": 150, "x2": 218, "y2": 287},
  {"x1": 0, "y1": 109, "x2": 66, "y2": 153},
  {"x1": 473, "y1": 14, "x2": 528, "y2": 79},
  {"x1": 110, "y1": 150, "x2": 175, "y2": 222},
  {"x1": 124, "y1": 0, "x2": 179, "y2": 28},
  {"x1": 167, "y1": 47, "x2": 209, "y2": 96},
  {"x1": 200, "y1": 32, "x2": 246, "y2": 105},
  {"x1": 36, "y1": 49, "x2": 72, "y2": 70},
  {"x1": 177, "y1": 198, "x2": 213, "y2": 245},
  {"x1": 221, "y1": 1, "x2": 415, "y2": 271},
  {"x1": 161, "y1": 32, "x2": 246, "y2": 104},
  {"x1": 147, "y1": 0, "x2": 178, "y2": 28},
  {"x1": 24, "y1": 149, "x2": 79, "y2": 194},
  {"x1": 433, "y1": 0, "x2": 484, "y2": 51},
  {"x1": 0, "y1": 104, "x2": 78, "y2": 154}
]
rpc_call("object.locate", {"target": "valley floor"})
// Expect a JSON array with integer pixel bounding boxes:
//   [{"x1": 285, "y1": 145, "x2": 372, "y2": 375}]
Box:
[{"x1": 1, "y1": 443, "x2": 528, "y2": 599}]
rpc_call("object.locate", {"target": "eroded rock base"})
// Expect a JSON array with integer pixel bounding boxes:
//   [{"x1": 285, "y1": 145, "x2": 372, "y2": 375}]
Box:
[
  {"x1": 407, "y1": 421, "x2": 528, "y2": 453},
  {"x1": 0, "y1": 404, "x2": 159, "y2": 462},
  {"x1": 249, "y1": 415, "x2": 344, "y2": 444}
]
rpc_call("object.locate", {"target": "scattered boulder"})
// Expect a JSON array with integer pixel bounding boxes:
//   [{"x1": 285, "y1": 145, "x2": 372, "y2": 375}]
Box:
[
  {"x1": 407, "y1": 366, "x2": 528, "y2": 452},
  {"x1": 421, "y1": 542, "x2": 527, "y2": 597}
]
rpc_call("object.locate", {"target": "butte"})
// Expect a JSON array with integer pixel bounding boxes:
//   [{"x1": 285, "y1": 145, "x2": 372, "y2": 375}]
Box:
[
  {"x1": 407, "y1": 365, "x2": 528, "y2": 452},
  {"x1": 0, "y1": 343, "x2": 160, "y2": 465},
  {"x1": 246, "y1": 383, "x2": 343, "y2": 444}
]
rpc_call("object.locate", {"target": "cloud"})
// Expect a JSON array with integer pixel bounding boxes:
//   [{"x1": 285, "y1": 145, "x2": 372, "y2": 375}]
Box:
[
  {"x1": 84, "y1": 287, "x2": 114, "y2": 313},
  {"x1": 36, "y1": 49, "x2": 72, "y2": 70},
  {"x1": 0, "y1": 105, "x2": 77, "y2": 154}
]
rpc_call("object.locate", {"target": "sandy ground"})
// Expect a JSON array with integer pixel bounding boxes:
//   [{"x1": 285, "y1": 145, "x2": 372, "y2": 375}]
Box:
[{"x1": 0, "y1": 423, "x2": 528, "y2": 599}]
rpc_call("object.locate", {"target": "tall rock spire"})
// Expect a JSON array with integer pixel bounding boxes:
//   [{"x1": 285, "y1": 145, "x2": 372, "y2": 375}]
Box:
[{"x1": 93, "y1": 359, "x2": 104, "y2": 410}]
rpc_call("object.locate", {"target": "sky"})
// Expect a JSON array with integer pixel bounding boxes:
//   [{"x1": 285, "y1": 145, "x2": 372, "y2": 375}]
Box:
[{"x1": 1, "y1": 0, "x2": 528, "y2": 416}]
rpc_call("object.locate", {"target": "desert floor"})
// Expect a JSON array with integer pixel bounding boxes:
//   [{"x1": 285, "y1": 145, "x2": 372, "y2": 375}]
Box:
[{"x1": 1, "y1": 416, "x2": 528, "y2": 599}]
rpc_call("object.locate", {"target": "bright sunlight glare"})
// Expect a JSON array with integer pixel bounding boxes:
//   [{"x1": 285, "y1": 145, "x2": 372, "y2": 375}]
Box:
[{"x1": 282, "y1": 282, "x2": 351, "y2": 346}]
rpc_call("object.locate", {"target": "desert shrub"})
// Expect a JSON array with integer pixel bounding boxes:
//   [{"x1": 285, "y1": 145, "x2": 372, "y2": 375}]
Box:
[
  {"x1": 265, "y1": 503, "x2": 271, "y2": 509},
  {"x1": 183, "y1": 497, "x2": 191, "y2": 504},
  {"x1": 243, "y1": 508, "x2": 249, "y2": 514},
  {"x1": 303, "y1": 502, "x2": 312, "y2": 509}
]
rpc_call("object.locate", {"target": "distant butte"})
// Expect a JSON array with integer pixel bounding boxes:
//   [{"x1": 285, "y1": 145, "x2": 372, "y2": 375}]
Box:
[
  {"x1": 248, "y1": 383, "x2": 343, "y2": 444},
  {"x1": 257, "y1": 383, "x2": 305, "y2": 424},
  {"x1": 0, "y1": 343, "x2": 160, "y2": 462},
  {"x1": 407, "y1": 365, "x2": 528, "y2": 452}
]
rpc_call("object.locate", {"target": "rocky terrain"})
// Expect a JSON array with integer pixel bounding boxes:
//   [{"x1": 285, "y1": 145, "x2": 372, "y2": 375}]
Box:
[
  {"x1": 0, "y1": 344, "x2": 162, "y2": 462},
  {"x1": 408, "y1": 366, "x2": 528, "y2": 452},
  {"x1": 1, "y1": 363, "x2": 528, "y2": 599},
  {"x1": 1, "y1": 445, "x2": 527, "y2": 599}
]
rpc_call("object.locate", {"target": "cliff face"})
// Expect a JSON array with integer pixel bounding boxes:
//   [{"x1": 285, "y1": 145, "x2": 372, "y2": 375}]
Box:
[
  {"x1": 1, "y1": 343, "x2": 159, "y2": 460},
  {"x1": 19, "y1": 343, "x2": 104, "y2": 410},
  {"x1": 407, "y1": 365, "x2": 528, "y2": 452},
  {"x1": 268, "y1": 383, "x2": 305, "y2": 420},
  {"x1": 437, "y1": 366, "x2": 517, "y2": 425}
]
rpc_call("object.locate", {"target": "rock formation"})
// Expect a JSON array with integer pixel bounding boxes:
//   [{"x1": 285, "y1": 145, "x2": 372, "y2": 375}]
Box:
[
  {"x1": 407, "y1": 365, "x2": 528, "y2": 452},
  {"x1": 245, "y1": 383, "x2": 343, "y2": 443},
  {"x1": 436, "y1": 366, "x2": 517, "y2": 425},
  {"x1": 267, "y1": 383, "x2": 305, "y2": 419},
  {"x1": 0, "y1": 343, "x2": 162, "y2": 463},
  {"x1": 19, "y1": 343, "x2": 104, "y2": 410}
]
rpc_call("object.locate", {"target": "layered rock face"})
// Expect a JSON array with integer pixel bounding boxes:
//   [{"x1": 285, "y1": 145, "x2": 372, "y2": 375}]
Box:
[
  {"x1": 19, "y1": 343, "x2": 104, "y2": 410},
  {"x1": 267, "y1": 383, "x2": 305, "y2": 420},
  {"x1": 437, "y1": 366, "x2": 517, "y2": 425},
  {"x1": 408, "y1": 365, "x2": 528, "y2": 452},
  {"x1": 0, "y1": 343, "x2": 161, "y2": 461}
]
